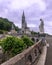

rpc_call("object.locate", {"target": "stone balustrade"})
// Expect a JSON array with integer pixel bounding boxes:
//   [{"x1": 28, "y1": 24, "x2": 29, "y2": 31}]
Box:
[{"x1": 1, "y1": 39, "x2": 44, "y2": 65}]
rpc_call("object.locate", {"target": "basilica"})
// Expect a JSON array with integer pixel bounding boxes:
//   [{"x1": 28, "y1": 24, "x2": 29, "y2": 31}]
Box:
[
  {"x1": 9, "y1": 11, "x2": 44, "y2": 35},
  {"x1": 22, "y1": 11, "x2": 31, "y2": 35}
]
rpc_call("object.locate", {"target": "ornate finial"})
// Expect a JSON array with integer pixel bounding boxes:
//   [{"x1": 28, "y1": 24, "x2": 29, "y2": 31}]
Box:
[{"x1": 22, "y1": 11, "x2": 25, "y2": 17}]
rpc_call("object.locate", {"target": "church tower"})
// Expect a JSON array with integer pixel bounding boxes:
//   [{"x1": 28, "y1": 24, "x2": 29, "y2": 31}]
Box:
[
  {"x1": 21, "y1": 11, "x2": 31, "y2": 35},
  {"x1": 11, "y1": 24, "x2": 17, "y2": 34},
  {"x1": 12, "y1": 24, "x2": 15, "y2": 30},
  {"x1": 39, "y1": 19, "x2": 44, "y2": 34},
  {"x1": 22, "y1": 11, "x2": 27, "y2": 34}
]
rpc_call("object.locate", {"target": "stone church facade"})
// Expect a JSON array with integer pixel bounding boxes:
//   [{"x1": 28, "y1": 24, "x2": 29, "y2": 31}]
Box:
[
  {"x1": 8, "y1": 12, "x2": 44, "y2": 35},
  {"x1": 22, "y1": 11, "x2": 31, "y2": 35}
]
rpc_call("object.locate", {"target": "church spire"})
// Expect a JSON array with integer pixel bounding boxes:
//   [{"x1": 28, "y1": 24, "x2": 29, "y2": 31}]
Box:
[
  {"x1": 22, "y1": 11, "x2": 27, "y2": 34},
  {"x1": 22, "y1": 11, "x2": 25, "y2": 18},
  {"x1": 22, "y1": 11, "x2": 25, "y2": 23}
]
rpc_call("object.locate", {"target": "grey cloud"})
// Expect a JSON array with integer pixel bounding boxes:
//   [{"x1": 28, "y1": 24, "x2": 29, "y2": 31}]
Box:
[{"x1": 0, "y1": 0, "x2": 52, "y2": 34}]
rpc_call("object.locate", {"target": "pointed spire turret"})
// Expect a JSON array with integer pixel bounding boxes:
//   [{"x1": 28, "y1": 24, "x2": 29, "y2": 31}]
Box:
[
  {"x1": 22, "y1": 11, "x2": 27, "y2": 34},
  {"x1": 22, "y1": 11, "x2": 25, "y2": 18},
  {"x1": 22, "y1": 11, "x2": 26, "y2": 24}
]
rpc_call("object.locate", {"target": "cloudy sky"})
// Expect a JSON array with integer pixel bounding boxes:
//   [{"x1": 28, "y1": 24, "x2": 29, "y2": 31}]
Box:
[{"x1": 0, "y1": 0, "x2": 52, "y2": 34}]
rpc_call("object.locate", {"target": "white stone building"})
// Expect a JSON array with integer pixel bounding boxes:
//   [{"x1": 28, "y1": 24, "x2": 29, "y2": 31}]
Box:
[{"x1": 22, "y1": 11, "x2": 31, "y2": 35}]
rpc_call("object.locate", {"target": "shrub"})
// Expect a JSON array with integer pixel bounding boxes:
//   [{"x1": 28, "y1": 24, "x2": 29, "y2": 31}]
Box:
[
  {"x1": 22, "y1": 36, "x2": 34, "y2": 48},
  {"x1": 0, "y1": 30, "x2": 3, "y2": 34},
  {"x1": 1, "y1": 36, "x2": 27, "y2": 57}
]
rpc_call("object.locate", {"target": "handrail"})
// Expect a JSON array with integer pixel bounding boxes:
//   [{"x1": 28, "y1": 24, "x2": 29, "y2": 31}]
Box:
[{"x1": 1, "y1": 39, "x2": 43, "y2": 65}]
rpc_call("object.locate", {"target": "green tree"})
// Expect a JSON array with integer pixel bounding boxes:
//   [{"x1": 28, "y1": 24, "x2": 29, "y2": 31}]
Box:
[
  {"x1": 1, "y1": 36, "x2": 27, "y2": 57},
  {"x1": 0, "y1": 17, "x2": 19, "y2": 32},
  {"x1": 22, "y1": 36, "x2": 34, "y2": 48}
]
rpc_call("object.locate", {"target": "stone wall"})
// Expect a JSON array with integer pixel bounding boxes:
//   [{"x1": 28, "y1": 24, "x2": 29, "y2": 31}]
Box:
[{"x1": 1, "y1": 40, "x2": 43, "y2": 65}]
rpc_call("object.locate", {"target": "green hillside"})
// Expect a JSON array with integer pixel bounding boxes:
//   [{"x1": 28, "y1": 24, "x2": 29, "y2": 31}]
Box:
[{"x1": 0, "y1": 17, "x2": 19, "y2": 32}]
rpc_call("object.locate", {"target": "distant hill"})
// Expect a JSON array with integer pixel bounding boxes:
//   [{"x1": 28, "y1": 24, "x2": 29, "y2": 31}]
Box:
[{"x1": 0, "y1": 17, "x2": 19, "y2": 32}]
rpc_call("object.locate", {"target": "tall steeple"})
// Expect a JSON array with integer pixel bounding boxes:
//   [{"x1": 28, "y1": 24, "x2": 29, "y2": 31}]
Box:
[
  {"x1": 22, "y1": 11, "x2": 25, "y2": 17},
  {"x1": 22, "y1": 11, "x2": 25, "y2": 24},
  {"x1": 22, "y1": 11, "x2": 27, "y2": 34},
  {"x1": 21, "y1": 11, "x2": 31, "y2": 35}
]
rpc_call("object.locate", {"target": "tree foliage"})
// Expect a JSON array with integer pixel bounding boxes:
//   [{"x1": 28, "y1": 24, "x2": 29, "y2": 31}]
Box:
[
  {"x1": 0, "y1": 36, "x2": 35, "y2": 59},
  {"x1": 1, "y1": 36, "x2": 27, "y2": 57},
  {"x1": 31, "y1": 31, "x2": 39, "y2": 35},
  {"x1": 0, "y1": 18, "x2": 12, "y2": 31},
  {"x1": 22, "y1": 36, "x2": 34, "y2": 48},
  {"x1": 0, "y1": 17, "x2": 19, "y2": 32}
]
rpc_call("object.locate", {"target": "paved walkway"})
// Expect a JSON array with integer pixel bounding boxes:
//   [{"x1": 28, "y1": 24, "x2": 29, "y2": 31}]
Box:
[
  {"x1": 37, "y1": 46, "x2": 47, "y2": 65},
  {"x1": 45, "y1": 38, "x2": 52, "y2": 65}
]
